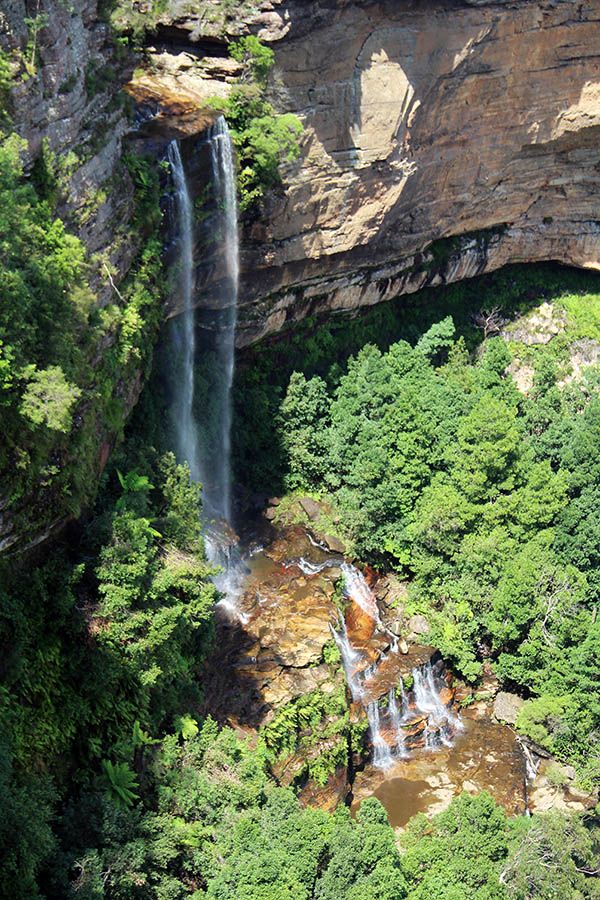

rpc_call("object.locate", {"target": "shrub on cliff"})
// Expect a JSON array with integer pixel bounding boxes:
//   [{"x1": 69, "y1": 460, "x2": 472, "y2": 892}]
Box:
[
  {"x1": 0, "y1": 128, "x2": 165, "y2": 549},
  {"x1": 211, "y1": 36, "x2": 303, "y2": 214}
]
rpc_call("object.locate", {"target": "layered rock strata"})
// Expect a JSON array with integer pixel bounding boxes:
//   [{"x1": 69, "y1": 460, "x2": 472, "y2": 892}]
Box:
[{"x1": 144, "y1": 0, "x2": 600, "y2": 344}]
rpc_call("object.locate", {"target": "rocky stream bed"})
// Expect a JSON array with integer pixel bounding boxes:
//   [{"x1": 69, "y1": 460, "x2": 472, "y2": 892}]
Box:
[{"x1": 198, "y1": 503, "x2": 596, "y2": 828}]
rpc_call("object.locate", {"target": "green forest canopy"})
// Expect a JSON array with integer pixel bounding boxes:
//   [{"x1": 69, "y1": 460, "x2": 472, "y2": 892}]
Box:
[{"x1": 234, "y1": 265, "x2": 600, "y2": 787}]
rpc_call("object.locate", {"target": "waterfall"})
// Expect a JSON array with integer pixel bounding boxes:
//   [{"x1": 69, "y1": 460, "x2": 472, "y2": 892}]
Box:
[
  {"x1": 169, "y1": 119, "x2": 238, "y2": 525},
  {"x1": 367, "y1": 701, "x2": 394, "y2": 769},
  {"x1": 388, "y1": 687, "x2": 407, "y2": 758},
  {"x1": 168, "y1": 140, "x2": 201, "y2": 482},
  {"x1": 340, "y1": 562, "x2": 381, "y2": 623},
  {"x1": 330, "y1": 618, "x2": 364, "y2": 701},
  {"x1": 202, "y1": 117, "x2": 248, "y2": 619},
  {"x1": 412, "y1": 661, "x2": 463, "y2": 749},
  {"x1": 168, "y1": 119, "x2": 247, "y2": 620},
  {"x1": 331, "y1": 566, "x2": 462, "y2": 767},
  {"x1": 204, "y1": 116, "x2": 239, "y2": 525}
]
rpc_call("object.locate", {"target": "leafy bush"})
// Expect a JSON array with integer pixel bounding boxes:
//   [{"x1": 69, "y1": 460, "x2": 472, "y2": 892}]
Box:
[
  {"x1": 0, "y1": 50, "x2": 14, "y2": 121},
  {"x1": 211, "y1": 37, "x2": 303, "y2": 213},
  {"x1": 101, "y1": 760, "x2": 139, "y2": 807},
  {"x1": 230, "y1": 34, "x2": 274, "y2": 84},
  {"x1": 19, "y1": 365, "x2": 81, "y2": 432}
]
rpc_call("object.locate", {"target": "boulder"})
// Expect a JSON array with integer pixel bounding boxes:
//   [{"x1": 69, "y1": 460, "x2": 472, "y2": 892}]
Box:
[
  {"x1": 320, "y1": 533, "x2": 347, "y2": 554},
  {"x1": 298, "y1": 496, "x2": 323, "y2": 521},
  {"x1": 375, "y1": 574, "x2": 409, "y2": 609},
  {"x1": 407, "y1": 614, "x2": 430, "y2": 637},
  {"x1": 388, "y1": 618, "x2": 404, "y2": 637},
  {"x1": 493, "y1": 691, "x2": 524, "y2": 725},
  {"x1": 529, "y1": 759, "x2": 597, "y2": 814}
]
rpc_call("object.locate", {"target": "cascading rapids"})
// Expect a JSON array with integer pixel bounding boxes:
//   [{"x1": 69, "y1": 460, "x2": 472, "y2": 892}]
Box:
[
  {"x1": 340, "y1": 562, "x2": 381, "y2": 623},
  {"x1": 332, "y1": 562, "x2": 462, "y2": 769}
]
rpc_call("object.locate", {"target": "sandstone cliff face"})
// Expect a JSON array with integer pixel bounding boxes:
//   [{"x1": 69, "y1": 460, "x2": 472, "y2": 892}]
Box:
[
  {"x1": 146, "y1": 0, "x2": 600, "y2": 344},
  {"x1": 2, "y1": 0, "x2": 599, "y2": 549}
]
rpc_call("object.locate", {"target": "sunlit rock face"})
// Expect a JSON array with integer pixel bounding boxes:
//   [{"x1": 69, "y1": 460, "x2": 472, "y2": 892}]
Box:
[{"x1": 150, "y1": 0, "x2": 600, "y2": 343}]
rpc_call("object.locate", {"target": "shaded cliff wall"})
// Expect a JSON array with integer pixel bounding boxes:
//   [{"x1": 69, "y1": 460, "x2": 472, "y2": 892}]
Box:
[
  {"x1": 145, "y1": 0, "x2": 600, "y2": 344},
  {"x1": 0, "y1": 2, "x2": 159, "y2": 552},
  {"x1": 1, "y1": 0, "x2": 138, "y2": 285}
]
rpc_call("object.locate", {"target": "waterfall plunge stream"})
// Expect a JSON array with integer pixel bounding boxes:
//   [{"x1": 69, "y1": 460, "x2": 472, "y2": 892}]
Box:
[
  {"x1": 169, "y1": 121, "x2": 460, "y2": 750},
  {"x1": 168, "y1": 140, "x2": 201, "y2": 483},
  {"x1": 205, "y1": 116, "x2": 239, "y2": 527},
  {"x1": 169, "y1": 118, "x2": 246, "y2": 619}
]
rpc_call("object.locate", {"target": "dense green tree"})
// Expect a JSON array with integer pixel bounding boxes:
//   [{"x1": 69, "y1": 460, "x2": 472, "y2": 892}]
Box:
[
  {"x1": 501, "y1": 812, "x2": 600, "y2": 899},
  {"x1": 414, "y1": 315, "x2": 455, "y2": 363},
  {"x1": 259, "y1": 304, "x2": 600, "y2": 774},
  {"x1": 316, "y1": 800, "x2": 407, "y2": 900},
  {"x1": 0, "y1": 742, "x2": 57, "y2": 900},
  {"x1": 280, "y1": 372, "x2": 331, "y2": 490},
  {"x1": 94, "y1": 457, "x2": 216, "y2": 727},
  {"x1": 401, "y1": 793, "x2": 510, "y2": 899}
]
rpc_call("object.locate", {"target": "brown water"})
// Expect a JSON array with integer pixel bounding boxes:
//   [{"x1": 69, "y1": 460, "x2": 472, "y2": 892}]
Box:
[{"x1": 352, "y1": 711, "x2": 527, "y2": 828}]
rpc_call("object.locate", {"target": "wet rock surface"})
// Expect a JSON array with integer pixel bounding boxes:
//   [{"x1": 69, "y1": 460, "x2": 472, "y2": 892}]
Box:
[
  {"x1": 200, "y1": 523, "x2": 455, "y2": 741},
  {"x1": 200, "y1": 521, "x2": 530, "y2": 816},
  {"x1": 200, "y1": 520, "x2": 589, "y2": 821},
  {"x1": 200, "y1": 526, "x2": 342, "y2": 726}
]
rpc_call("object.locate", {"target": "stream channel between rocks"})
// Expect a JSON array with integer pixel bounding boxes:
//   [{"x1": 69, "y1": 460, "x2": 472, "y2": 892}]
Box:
[{"x1": 198, "y1": 515, "x2": 536, "y2": 826}]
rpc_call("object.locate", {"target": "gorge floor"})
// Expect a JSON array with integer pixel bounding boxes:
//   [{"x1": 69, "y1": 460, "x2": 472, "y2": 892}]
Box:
[{"x1": 198, "y1": 512, "x2": 539, "y2": 826}]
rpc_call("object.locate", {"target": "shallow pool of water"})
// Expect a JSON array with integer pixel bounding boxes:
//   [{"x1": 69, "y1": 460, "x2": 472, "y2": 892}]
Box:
[{"x1": 352, "y1": 712, "x2": 527, "y2": 828}]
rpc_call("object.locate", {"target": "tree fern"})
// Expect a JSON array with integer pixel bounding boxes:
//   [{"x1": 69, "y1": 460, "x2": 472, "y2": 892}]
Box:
[{"x1": 101, "y1": 760, "x2": 139, "y2": 808}]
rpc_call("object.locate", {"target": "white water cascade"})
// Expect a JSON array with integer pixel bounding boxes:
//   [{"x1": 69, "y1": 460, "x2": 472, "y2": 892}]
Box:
[
  {"x1": 340, "y1": 562, "x2": 382, "y2": 624},
  {"x1": 412, "y1": 661, "x2": 463, "y2": 750},
  {"x1": 388, "y1": 686, "x2": 407, "y2": 758},
  {"x1": 330, "y1": 561, "x2": 461, "y2": 767},
  {"x1": 364, "y1": 662, "x2": 462, "y2": 767},
  {"x1": 367, "y1": 700, "x2": 394, "y2": 769},
  {"x1": 168, "y1": 119, "x2": 247, "y2": 620},
  {"x1": 330, "y1": 616, "x2": 364, "y2": 701},
  {"x1": 168, "y1": 140, "x2": 201, "y2": 482},
  {"x1": 287, "y1": 557, "x2": 343, "y2": 576},
  {"x1": 204, "y1": 116, "x2": 239, "y2": 525}
]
